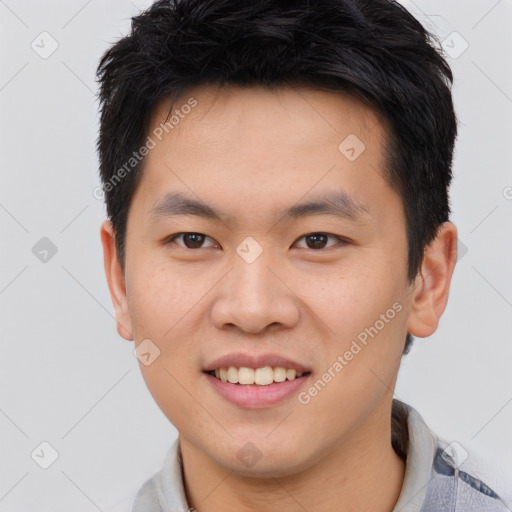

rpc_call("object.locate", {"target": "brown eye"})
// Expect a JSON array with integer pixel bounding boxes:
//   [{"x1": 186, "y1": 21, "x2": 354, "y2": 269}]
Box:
[
  {"x1": 294, "y1": 232, "x2": 344, "y2": 250},
  {"x1": 168, "y1": 233, "x2": 218, "y2": 249}
]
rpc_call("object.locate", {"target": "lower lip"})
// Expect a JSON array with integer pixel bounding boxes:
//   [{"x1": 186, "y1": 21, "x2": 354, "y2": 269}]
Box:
[{"x1": 203, "y1": 372, "x2": 311, "y2": 409}]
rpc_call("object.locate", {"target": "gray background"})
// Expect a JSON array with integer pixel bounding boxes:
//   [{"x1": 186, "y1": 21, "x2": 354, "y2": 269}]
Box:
[{"x1": 0, "y1": 0, "x2": 511, "y2": 509}]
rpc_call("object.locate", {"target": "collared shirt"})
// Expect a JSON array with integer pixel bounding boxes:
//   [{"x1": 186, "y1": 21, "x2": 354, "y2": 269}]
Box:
[{"x1": 132, "y1": 400, "x2": 510, "y2": 511}]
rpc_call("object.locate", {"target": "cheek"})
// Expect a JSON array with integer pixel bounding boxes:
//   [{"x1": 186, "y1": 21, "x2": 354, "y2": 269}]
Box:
[
  {"x1": 126, "y1": 262, "x2": 214, "y2": 393},
  {"x1": 298, "y1": 257, "x2": 408, "y2": 398},
  {"x1": 297, "y1": 259, "x2": 401, "y2": 338},
  {"x1": 126, "y1": 266, "x2": 207, "y2": 427},
  {"x1": 297, "y1": 295, "x2": 406, "y2": 443},
  {"x1": 126, "y1": 263, "x2": 204, "y2": 340}
]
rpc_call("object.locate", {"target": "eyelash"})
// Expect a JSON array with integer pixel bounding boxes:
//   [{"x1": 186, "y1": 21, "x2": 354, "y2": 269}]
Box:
[{"x1": 165, "y1": 232, "x2": 348, "y2": 250}]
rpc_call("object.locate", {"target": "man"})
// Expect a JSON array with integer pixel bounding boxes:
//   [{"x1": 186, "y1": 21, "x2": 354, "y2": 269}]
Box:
[{"x1": 96, "y1": 0, "x2": 509, "y2": 510}]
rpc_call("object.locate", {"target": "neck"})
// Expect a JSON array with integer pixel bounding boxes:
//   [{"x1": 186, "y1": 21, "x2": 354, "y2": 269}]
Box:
[{"x1": 180, "y1": 401, "x2": 406, "y2": 512}]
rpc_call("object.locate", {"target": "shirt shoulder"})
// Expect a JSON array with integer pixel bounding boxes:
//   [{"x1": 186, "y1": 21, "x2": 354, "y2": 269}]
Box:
[
  {"x1": 391, "y1": 399, "x2": 510, "y2": 512},
  {"x1": 132, "y1": 437, "x2": 191, "y2": 512},
  {"x1": 420, "y1": 444, "x2": 510, "y2": 512},
  {"x1": 132, "y1": 477, "x2": 165, "y2": 512}
]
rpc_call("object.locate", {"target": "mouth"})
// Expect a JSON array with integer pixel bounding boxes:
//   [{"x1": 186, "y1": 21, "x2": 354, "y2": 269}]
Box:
[
  {"x1": 204, "y1": 366, "x2": 311, "y2": 386},
  {"x1": 202, "y1": 354, "x2": 313, "y2": 407},
  {"x1": 203, "y1": 366, "x2": 312, "y2": 408}
]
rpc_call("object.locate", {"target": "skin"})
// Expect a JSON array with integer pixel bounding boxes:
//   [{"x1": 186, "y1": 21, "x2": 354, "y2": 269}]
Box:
[{"x1": 101, "y1": 84, "x2": 458, "y2": 512}]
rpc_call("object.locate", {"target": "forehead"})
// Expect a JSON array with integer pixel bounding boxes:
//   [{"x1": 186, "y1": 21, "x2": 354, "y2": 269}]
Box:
[
  {"x1": 149, "y1": 84, "x2": 385, "y2": 150},
  {"x1": 143, "y1": 84, "x2": 389, "y2": 181}
]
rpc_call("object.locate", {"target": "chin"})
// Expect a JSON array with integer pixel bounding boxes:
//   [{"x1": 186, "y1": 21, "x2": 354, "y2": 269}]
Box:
[{"x1": 212, "y1": 438, "x2": 316, "y2": 479}]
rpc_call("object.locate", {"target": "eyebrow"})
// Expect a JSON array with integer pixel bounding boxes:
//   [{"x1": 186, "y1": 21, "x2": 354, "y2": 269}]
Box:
[{"x1": 149, "y1": 190, "x2": 371, "y2": 226}]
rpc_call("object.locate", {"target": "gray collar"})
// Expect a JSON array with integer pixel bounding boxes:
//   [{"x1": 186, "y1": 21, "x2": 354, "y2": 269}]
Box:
[{"x1": 392, "y1": 400, "x2": 437, "y2": 511}]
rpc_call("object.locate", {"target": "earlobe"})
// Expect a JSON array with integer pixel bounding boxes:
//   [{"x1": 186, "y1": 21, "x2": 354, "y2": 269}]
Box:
[
  {"x1": 406, "y1": 222, "x2": 458, "y2": 338},
  {"x1": 100, "y1": 220, "x2": 134, "y2": 341}
]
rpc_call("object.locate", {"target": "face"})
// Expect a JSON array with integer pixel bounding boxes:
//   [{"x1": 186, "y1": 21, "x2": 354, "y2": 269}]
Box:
[{"x1": 102, "y1": 84, "x2": 450, "y2": 477}]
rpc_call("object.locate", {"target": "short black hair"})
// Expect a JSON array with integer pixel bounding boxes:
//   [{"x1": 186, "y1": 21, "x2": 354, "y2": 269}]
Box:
[{"x1": 96, "y1": 0, "x2": 457, "y2": 354}]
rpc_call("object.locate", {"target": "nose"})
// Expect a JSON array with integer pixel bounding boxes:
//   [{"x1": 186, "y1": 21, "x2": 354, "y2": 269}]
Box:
[{"x1": 210, "y1": 254, "x2": 300, "y2": 335}]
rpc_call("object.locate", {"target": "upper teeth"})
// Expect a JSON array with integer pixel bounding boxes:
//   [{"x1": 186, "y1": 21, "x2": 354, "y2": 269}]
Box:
[{"x1": 214, "y1": 366, "x2": 304, "y2": 385}]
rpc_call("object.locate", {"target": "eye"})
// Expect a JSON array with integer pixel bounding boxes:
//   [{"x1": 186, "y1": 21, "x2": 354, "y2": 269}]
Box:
[
  {"x1": 166, "y1": 232, "x2": 219, "y2": 249},
  {"x1": 293, "y1": 232, "x2": 346, "y2": 250}
]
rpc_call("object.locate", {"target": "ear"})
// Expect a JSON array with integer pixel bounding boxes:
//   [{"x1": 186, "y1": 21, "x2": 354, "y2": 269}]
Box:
[
  {"x1": 100, "y1": 220, "x2": 133, "y2": 341},
  {"x1": 406, "y1": 222, "x2": 458, "y2": 338}
]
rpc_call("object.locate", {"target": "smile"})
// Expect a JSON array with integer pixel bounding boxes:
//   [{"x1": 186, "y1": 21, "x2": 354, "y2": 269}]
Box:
[{"x1": 207, "y1": 366, "x2": 309, "y2": 386}]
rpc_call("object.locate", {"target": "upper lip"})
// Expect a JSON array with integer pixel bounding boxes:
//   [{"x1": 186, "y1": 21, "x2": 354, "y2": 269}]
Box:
[{"x1": 203, "y1": 353, "x2": 311, "y2": 373}]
